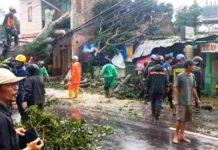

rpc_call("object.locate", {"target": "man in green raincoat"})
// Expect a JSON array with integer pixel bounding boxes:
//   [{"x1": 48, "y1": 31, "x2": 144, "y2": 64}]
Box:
[{"x1": 100, "y1": 63, "x2": 117, "y2": 97}]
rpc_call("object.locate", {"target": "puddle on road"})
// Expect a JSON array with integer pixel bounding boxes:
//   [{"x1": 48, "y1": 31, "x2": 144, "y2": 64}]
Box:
[
  {"x1": 201, "y1": 111, "x2": 218, "y2": 121},
  {"x1": 45, "y1": 101, "x2": 217, "y2": 150}
]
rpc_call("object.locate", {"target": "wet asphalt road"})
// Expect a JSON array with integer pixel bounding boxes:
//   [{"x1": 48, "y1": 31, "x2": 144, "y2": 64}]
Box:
[
  {"x1": 84, "y1": 109, "x2": 218, "y2": 150},
  {"x1": 12, "y1": 104, "x2": 218, "y2": 150}
]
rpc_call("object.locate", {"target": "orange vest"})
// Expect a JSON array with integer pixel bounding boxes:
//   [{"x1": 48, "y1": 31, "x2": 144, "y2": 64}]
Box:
[
  {"x1": 7, "y1": 16, "x2": 15, "y2": 29},
  {"x1": 69, "y1": 62, "x2": 81, "y2": 89}
]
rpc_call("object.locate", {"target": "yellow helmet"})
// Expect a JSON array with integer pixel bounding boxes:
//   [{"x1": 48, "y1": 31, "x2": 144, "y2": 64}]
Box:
[{"x1": 15, "y1": 55, "x2": 27, "y2": 63}]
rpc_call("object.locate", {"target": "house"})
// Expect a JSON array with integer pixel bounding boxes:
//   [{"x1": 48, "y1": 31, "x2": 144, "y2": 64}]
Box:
[
  {"x1": 193, "y1": 35, "x2": 218, "y2": 96},
  {"x1": 19, "y1": 0, "x2": 99, "y2": 75},
  {"x1": 199, "y1": 1, "x2": 218, "y2": 33}
]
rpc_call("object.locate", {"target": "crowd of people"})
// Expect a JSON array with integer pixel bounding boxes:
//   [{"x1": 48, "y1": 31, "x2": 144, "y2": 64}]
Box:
[
  {"x1": 0, "y1": 51, "x2": 204, "y2": 149},
  {"x1": 0, "y1": 54, "x2": 48, "y2": 150},
  {"x1": 145, "y1": 53, "x2": 203, "y2": 144}
]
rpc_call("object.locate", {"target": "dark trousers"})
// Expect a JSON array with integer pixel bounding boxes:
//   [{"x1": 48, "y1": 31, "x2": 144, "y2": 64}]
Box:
[
  {"x1": 5, "y1": 28, "x2": 18, "y2": 46},
  {"x1": 196, "y1": 87, "x2": 201, "y2": 99},
  {"x1": 104, "y1": 86, "x2": 110, "y2": 97},
  {"x1": 27, "y1": 99, "x2": 44, "y2": 110},
  {"x1": 164, "y1": 87, "x2": 174, "y2": 108},
  {"x1": 195, "y1": 87, "x2": 201, "y2": 108},
  {"x1": 16, "y1": 94, "x2": 28, "y2": 121},
  {"x1": 151, "y1": 94, "x2": 163, "y2": 119}
]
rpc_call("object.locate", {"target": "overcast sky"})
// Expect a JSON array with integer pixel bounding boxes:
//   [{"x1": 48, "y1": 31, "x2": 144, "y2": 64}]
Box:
[
  {"x1": 0, "y1": 0, "x2": 214, "y2": 14},
  {"x1": 160, "y1": 0, "x2": 209, "y2": 8},
  {"x1": 2, "y1": 0, "x2": 19, "y2": 13}
]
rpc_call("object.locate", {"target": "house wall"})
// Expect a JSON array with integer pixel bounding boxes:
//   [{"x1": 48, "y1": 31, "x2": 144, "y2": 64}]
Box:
[
  {"x1": 19, "y1": 0, "x2": 42, "y2": 41},
  {"x1": 71, "y1": 0, "x2": 99, "y2": 29},
  {"x1": 53, "y1": 37, "x2": 72, "y2": 75},
  {"x1": 53, "y1": 33, "x2": 92, "y2": 75},
  {"x1": 50, "y1": 0, "x2": 99, "y2": 75}
]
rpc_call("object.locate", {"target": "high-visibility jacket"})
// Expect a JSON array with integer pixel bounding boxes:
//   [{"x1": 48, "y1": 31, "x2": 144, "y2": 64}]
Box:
[
  {"x1": 3, "y1": 12, "x2": 15, "y2": 29},
  {"x1": 68, "y1": 62, "x2": 81, "y2": 89}
]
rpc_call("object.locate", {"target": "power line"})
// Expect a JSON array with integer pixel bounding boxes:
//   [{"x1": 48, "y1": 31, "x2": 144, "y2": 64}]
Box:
[
  {"x1": 63, "y1": 0, "x2": 145, "y2": 38},
  {"x1": 63, "y1": 0, "x2": 169, "y2": 37},
  {"x1": 82, "y1": 0, "x2": 154, "y2": 34}
]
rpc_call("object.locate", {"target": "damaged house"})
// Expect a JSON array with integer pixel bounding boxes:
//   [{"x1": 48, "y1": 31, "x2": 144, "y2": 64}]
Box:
[{"x1": 19, "y1": 0, "x2": 99, "y2": 75}]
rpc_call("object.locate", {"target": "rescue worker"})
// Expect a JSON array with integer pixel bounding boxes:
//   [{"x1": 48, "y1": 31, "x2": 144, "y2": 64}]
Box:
[
  {"x1": 193, "y1": 56, "x2": 203, "y2": 109},
  {"x1": 68, "y1": 56, "x2": 81, "y2": 98},
  {"x1": 38, "y1": 61, "x2": 49, "y2": 78},
  {"x1": 100, "y1": 63, "x2": 117, "y2": 97},
  {"x1": 2, "y1": 7, "x2": 19, "y2": 47},
  {"x1": 192, "y1": 56, "x2": 203, "y2": 99},
  {"x1": 172, "y1": 60, "x2": 201, "y2": 144},
  {"x1": 0, "y1": 68, "x2": 44, "y2": 150},
  {"x1": 144, "y1": 54, "x2": 157, "y2": 79},
  {"x1": 172, "y1": 54, "x2": 186, "y2": 79},
  {"x1": 163, "y1": 56, "x2": 174, "y2": 108},
  {"x1": 160, "y1": 55, "x2": 164, "y2": 66},
  {"x1": 25, "y1": 64, "x2": 45, "y2": 109},
  {"x1": 147, "y1": 56, "x2": 168, "y2": 120},
  {"x1": 14, "y1": 54, "x2": 29, "y2": 121}
]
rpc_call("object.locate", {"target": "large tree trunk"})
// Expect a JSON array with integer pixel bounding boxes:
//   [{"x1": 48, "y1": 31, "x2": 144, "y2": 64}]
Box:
[{"x1": 33, "y1": 12, "x2": 70, "y2": 42}]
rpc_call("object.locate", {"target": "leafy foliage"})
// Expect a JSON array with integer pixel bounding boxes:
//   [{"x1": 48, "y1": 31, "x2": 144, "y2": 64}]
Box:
[
  {"x1": 92, "y1": 0, "x2": 173, "y2": 58},
  {"x1": 175, "y1": 4, "x2": 202, "y2": 33},
  {"x1": 23, "y1": 41, "x2": 52, "y2": 59},
  {"x1": 17, "y1": 106, "x2": 113, "y2": 150}
]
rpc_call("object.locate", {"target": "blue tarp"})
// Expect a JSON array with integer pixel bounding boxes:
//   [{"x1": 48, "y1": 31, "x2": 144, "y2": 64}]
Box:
[
  {"x1": 116, "y1": 45, "x2": 128, "y2": 60},
  {"x1": 82, "y1": 44, "x2": 97, "y2": 53}
]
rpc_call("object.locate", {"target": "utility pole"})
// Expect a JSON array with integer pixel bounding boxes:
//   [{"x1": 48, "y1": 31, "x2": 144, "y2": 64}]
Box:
[
  {"x1": 194, "y1": 0, "x2": 197, "y2": 5},
  {"x1": 206, "y1": 0, "x2": 208, "y2": 6}
]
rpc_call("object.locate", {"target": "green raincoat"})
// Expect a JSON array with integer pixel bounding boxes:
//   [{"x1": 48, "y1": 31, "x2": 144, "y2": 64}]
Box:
[
  {"x1": 40, "y1": 67, "x2": 49, "y2": 77},
  {"x1": 100, "y1": 64, "x2": 117, "y2": 88}
]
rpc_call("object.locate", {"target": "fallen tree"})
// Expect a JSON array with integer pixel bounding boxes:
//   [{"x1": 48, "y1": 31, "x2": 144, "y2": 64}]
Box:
[{"x1": 22, "y1": 11, "x2": 70, "y2": 59}]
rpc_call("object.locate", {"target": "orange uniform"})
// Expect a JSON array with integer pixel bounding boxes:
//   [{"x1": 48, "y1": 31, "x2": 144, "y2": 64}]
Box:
[{"x1": 68, "y1": 62, "x2": 81, "y2": 98}]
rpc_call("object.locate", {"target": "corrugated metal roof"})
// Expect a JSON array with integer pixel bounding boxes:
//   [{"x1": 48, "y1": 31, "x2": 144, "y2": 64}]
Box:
[
  {"x1": 132, "y1": 34, "x2": 216, "y2": 59},
  {"x1": 132, "y1": 39, "x2": 180, "y2": 59}
]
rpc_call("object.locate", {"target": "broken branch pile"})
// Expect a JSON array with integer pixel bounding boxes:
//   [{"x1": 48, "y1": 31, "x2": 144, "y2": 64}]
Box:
[
  {"x1": 84, "y1": 74, "x2": 147, "y2": 100},
  {"x1": 44, "y1": 74, "x2": 147, "y2": 100},
  {"x1": 16, "y1": 101, "x2": 113, "y2": 150}
]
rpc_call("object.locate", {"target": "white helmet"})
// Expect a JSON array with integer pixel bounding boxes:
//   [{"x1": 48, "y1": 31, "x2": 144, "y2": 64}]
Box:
[
  {"x1": 160, "y1": 56, "x2": 164, "y2": 61},
  {"x1": 151, "y1": 54, "x2": 156, "y2": 60}
]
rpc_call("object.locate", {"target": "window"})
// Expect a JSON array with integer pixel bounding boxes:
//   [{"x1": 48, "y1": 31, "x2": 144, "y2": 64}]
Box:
[
  {"x1": 28, "y1": 6, "x2": 32, "y2": 22},
  {"x1": 76, "y1": 0, "x2": 82, "y2": 13}
]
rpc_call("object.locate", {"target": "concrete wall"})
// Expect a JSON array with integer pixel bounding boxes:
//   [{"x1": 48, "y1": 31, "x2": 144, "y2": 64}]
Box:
[
  {"x1": 71, "y1": 0, "x2": 99, "y2": 29},
  {"x1": 53, "y1": 37, "x2": 71, "y2": 75},
  {"x1": 53, "y1": 33, "x2": 92, "y2": 75},
  {"x1": 19, "y1": 0, "x2": 42, "y2": 40}
]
